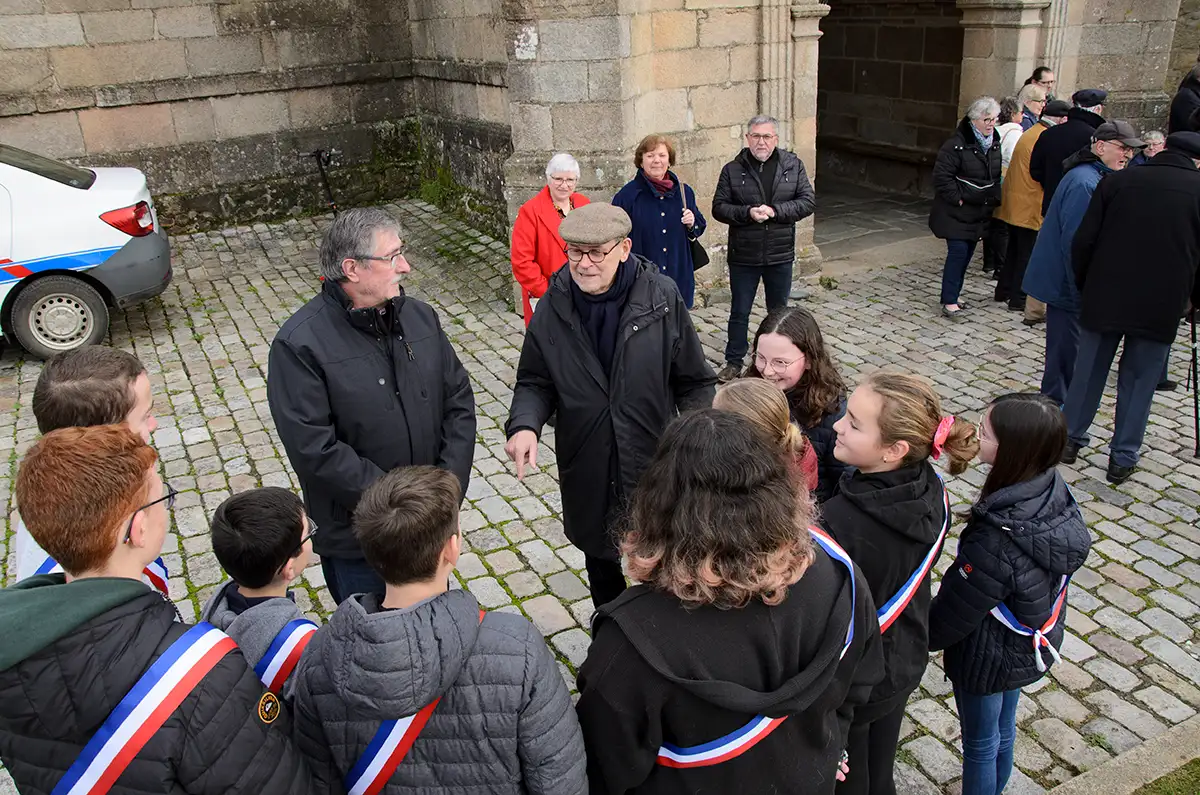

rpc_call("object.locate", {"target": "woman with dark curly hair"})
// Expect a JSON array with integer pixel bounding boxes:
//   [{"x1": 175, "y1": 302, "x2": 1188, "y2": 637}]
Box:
[
  {"x1": 576, "y1": 409, "x2": 883, "y2": 795},
  {"x1": 746, "y1": 306, "x2": 849, "y2": 501}
]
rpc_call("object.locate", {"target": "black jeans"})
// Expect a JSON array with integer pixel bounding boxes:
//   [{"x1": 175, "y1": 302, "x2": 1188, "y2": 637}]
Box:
[
  {"x1": 585, "y1": 555, "x2": 628, "y2": 609},
  {"x1": 724, "y1": 262, "x2": 792, "y2": 365},
  {"x1": 321, "y1": 556, "x2": 386, "y2": 605},
  {"x1": 996, "y1": 224, "x2": 1037, "y2": 306},
  {"x1": 837, "y1": 692, "x2": 910, "y2": 795},
  {"x1": 983, "y1": 217, "x2": 1007, "y2": 274}
]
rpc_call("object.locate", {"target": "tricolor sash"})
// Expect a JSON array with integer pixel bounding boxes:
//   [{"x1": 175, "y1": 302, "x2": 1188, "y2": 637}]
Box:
[
  {"x1": 876, "y1": 482, "x2": 951, "y2": 633},
  {"x1": 35, "y1": 555, "x2": 171, "y2": 599},
  {"x1": 990, "y1": 574, "x2": 1070, "y2": 672},
  {"x1": 653, "y1": 529, "x2": 856, "y2": 769},
  {"x1": 52, "y1": 623, "x2": 236, "y2": 795},
  {"x1": 255, "y1": 618, "x2": 318, "y2": 693},
  {"x1": 345, "y1": 609, "x2": 486, "y2": 795}
]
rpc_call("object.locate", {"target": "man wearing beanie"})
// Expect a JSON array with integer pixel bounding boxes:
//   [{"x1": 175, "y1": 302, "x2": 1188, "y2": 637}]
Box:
[
  {"x1": 504, "y1": 203, "x2": 717, "y2": 607},
  {"x1": 1063, "y1": 131, "x2": 1200, "y2": 484},
  {"x1": 1030, "y1": 88, "x2": 1108, "y2": 214}
]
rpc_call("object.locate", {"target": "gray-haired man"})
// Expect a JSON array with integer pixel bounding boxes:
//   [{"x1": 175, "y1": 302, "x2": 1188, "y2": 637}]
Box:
[
  {"x1": 712, "y1": 114, "x2": 816, "y2": 382},
  {"x1": 267, "y1": 207, "x2": 475, "y2": 604}
]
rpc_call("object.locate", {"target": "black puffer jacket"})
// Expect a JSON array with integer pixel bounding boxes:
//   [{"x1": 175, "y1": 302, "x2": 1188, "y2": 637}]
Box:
[
  {"x1": 712, "y1": 147, "x2": 816, "y2": 268},
  {"x1": 0, "y1": 576, "x2": 315, "y2": 795},
  {"x1": 1029, "y1": 107, "x2": 1105, "y2": 215},
  {"x1": 268, "y1": 280, "x2": 475, "y2": 560},
  {"x1": 822, "y1": 462, "x2": 946, "y2": 716},
  {"x1": 506, "y1": 255, "x2": 717, "y2": 559},
  {"x1": 928, "y1": 117, "x2": 1002, "y2": 241},
  {"x1": 795, "y1": 393, "x2": 849, "y2": 503},
  {"x1": 928, "y1": 469, "x2": 1091, "y2": 694}
]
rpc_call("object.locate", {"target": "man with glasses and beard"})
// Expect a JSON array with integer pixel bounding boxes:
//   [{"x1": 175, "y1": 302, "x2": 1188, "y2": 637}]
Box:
[
  {"x1": 268, "y1": 207, "x2": 475, "y2": 605},
  {"x1": 505, "y1": 203, "x2": 717, "y2": 608}
]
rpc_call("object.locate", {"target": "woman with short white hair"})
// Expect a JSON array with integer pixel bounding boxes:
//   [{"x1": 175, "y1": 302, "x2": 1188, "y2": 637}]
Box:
[
  {"x1": 510, "y1": 152, "x2": 591, "y2": 325},
  {"x1": 928, "y1": 97, "x2": 1003, "y2": 318},
  {"x1": 1017, "y1": 83, "x2": 1048, "y2": 131}
]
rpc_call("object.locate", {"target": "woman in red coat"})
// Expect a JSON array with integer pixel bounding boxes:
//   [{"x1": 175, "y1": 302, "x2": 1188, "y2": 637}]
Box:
[{"x1": 511, "y1": 153, "x2": 591, "y2": 325}]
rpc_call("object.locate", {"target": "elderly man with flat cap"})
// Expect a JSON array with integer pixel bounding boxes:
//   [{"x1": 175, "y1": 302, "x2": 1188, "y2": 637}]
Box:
[
  {"x1": 1030, "y1": 88, "x2": 1108, "y2": 215},
  {"x1": 1062, "y1": 131, "x2": 1200, "y2": 484},
  {"x1": 505, "y1": 203, "x2": 717, "y2": 607}
]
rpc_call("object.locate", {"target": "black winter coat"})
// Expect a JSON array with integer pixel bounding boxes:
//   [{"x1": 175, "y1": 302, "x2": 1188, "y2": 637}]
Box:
[
  {"x1": 712, "y1": 148, "x2": 816, "y2": 268},
  {"x1": 1029, "y1": 108, "x2": 1105, "y2": 215},
  {"x1": 1169, "y1": 76, "x2": 1200, "y2": 134},
  {"x1": 506, "y1": 256, "x2": 717, "y2": 560},
  {"x1": 929, "y1": 117, "x2": 1002, "y2": 241},
  {"x1": 794, "y1": 393, "x2": 849, "y2": 503},
  {"x1": 928, "y1": 469, "x2": 1091, "y2": 695},
  {"x1": 822, "y1": 462, "x2": 947, "y2": 715},
  {"x1": 268, "y1": 280, "x2": 475, "y2": 560},
  {"x1": 0, "y1": 577, "x2": 315, "y2": 795},
  {"x1": 1073, "y1": 149, "x2": 1200, "y2": 344},
  {"x1": 577, "y1": 546, "x2": 883, "y2": 795}
]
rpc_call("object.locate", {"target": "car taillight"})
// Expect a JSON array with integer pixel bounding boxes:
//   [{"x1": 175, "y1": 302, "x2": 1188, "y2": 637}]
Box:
[{"x1": 100, "y1": 201, "x2": 154, "y2": 237}]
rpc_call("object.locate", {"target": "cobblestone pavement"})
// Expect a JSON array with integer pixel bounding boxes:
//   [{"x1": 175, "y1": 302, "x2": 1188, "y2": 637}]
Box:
[{"x1": 3, "y1": 199, "x2": 1200, "y2": 794}]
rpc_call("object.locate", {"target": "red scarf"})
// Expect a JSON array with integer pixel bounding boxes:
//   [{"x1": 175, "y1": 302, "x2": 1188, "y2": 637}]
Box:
[{"x1": 644, "y1": 171, "x2": 676, "y2": 194}]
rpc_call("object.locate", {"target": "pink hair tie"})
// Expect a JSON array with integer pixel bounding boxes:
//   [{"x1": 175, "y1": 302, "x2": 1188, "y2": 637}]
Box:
[{"x1": 931, "y1": 416, "x2": 956, "y2": 460}]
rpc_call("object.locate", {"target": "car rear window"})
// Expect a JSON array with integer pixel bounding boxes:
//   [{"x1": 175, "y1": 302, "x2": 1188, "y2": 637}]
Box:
[{"x1": 0, "y1": 144, "x2": 96, "y2": 189}]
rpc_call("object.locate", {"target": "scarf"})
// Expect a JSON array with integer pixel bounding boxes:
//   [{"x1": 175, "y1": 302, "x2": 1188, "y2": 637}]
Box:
[
  {"x1": 569, "y1": 259, "x2": 638, "y2": 375},
  {"x1": 971, "y1": 123, "x2": 994, "y2": 152},
  {"x1": 644, "y1": 170, "x2": 676, "y2": 195}
]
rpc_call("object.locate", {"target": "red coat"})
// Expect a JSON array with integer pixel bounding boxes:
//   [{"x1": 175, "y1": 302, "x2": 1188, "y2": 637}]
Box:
[{"x1": 510, "y1": 187, "x2": 590, "y2": 325}]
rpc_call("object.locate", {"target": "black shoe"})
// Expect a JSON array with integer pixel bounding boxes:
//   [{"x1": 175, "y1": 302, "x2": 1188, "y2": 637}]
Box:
[
  {"x1": 546, "y1": 411, "x2": 557, "y2": 429},
  {"x1": 1106, "y1": 459, "x2": 1135, "y2": 484},
  {"x1": 1007, "y1": 303, "x2": 1024, "y2": 312},
  {"x1": 717, "y1": 363, "x2": 742, "y2": 383},
  {"x1": 994, "y1": 293, "x2": 1009, "y2": 303},
  {"x1": 1156, "y1": 380, "x2": 1179, "y2": 392},
  {"x1": 1023, "y1": 316, "x2": 1045, "y2": 327},
  {"x1": 1061, "y1": 441, "x2": 1080, "y2": 464}
]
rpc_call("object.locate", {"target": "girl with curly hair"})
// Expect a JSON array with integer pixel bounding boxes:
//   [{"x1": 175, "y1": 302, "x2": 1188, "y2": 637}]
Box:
[
  {"x1": 577, "y1": 409, "x2": 883, "y2": 795},
  {"x1": 822, "y1": 371, "x2": 979, "y2": 795},
  {"x1": 746, "y1": 306, "x2": 849, "y2": 502}
]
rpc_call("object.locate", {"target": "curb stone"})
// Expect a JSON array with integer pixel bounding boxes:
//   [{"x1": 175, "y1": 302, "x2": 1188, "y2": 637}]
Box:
[{"x1": 1048, "y1": 714, "x2": 1200, "y2": 795}]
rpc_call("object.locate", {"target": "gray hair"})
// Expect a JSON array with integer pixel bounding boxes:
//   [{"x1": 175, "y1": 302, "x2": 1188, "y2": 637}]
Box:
[
  {"x1": 545, "y1": 152, "x2": 581, "y2": 180},
  {"x1": 1017, "y1": 83, "x2": 1046, "y2": 105},
  {"x1": 747, "y1": 114, "x2": 779, "y2": 132},
  {"x1": 1143, "y1": 130, "x2": 1166, "y2": 144},
  {"x1": 318, "y1": 207, "x2": 401, "y2": 283},
  {"x1": 966, "y1": 97, "x2": 1001, "y2": 121}
]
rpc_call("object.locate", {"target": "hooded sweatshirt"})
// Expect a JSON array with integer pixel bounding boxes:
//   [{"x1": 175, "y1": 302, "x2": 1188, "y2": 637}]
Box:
[
  {"x1": 821, "y1": 462, "x2": 946, "y2": 717},
  {"x1": 576, "y1": 546, "x2": 884, "y2": 795},
  {"x1": 289, "y1": 588, "x2": 586, "y2": 795},
  {"x1": 0, "y1": 575, "x2": 316, "y2": 795},
  {"x1": 929, "y1": 468, "x2": 1092, "y2": 694},
  {"x1": 201, "y1": 581, "x2": 311, "y2": 698}
]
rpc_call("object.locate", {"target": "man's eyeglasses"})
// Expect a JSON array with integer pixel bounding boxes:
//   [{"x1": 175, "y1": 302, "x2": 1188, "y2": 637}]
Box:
[
  {"x1": 748, "y1": 133, "x2": 777, "y2": 142},
  {"x1": 565, "y1": 241, "x2": 621, "y2": 263},
  {"x1": 125, "y1": 483, "x2": 178, "y2": 543},
  {"x1": 354, "y1": 245, "x2": 407, "y2": 268},
  {"x1": 754, "y1": 353, "x2": 802, "y2": 373}
]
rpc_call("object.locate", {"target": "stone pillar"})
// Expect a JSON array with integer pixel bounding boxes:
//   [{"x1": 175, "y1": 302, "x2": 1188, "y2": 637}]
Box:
[
  {"x1": 956, "y1": 0, "x2": 1051, "y2": 111},
  {"x1": 762, "y1": 0, "x2": 795, "y2": 144},
  {"x1": 790, "y1": 1, "x2": 830, "y2": 271}
]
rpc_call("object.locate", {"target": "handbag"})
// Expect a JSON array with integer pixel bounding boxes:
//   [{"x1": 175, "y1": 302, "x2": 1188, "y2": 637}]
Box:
[{"x1": 680, "y1": 182, "x2": 709, "y2": 271}]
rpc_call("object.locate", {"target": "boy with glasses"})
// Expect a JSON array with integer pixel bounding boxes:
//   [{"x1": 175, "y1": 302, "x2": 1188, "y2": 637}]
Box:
[{"x1": 202, "y1": 487, "x2": 318, "y2": 697}]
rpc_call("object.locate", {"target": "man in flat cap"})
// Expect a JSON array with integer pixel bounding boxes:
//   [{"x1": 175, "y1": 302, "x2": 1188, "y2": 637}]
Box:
[
  {"x1": 1030, "y1": 88, "x2": 1108, "y2": 215},
  {"x1": 504, "y1": 203, "x2": 717, "y2": 607},
  {"x1": 1062, "y1": 131, "x2": 1200, "y2": 484}
]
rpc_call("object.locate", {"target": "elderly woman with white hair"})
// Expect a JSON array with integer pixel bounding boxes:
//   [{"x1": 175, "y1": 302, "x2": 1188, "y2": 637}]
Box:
[
  {"x1": 511, "y1": 152, "x2": 591, "y2": 325},
  {"x1": 928, "y1": 96, "x2": 1003, "y2": 317},
  {"x1": 1018, "y1": 83, "x2": 1048, "y2": 131}
]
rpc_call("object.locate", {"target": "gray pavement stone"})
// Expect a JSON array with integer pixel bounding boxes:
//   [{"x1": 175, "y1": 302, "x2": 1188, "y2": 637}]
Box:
[
  {"x1": 1081, "y1": 717, "x2": 1142, "y2": 755},
  {"x1": 1142, "y1": 636, "x2": 1200, "y2": 685},
  {"x1": 467, "y1": 576, "x2": 511, "y2": 609},
  {"x1": 522, "y1": 594, "x2": 577, "y2": 635},
  {"x1": 893, "y1": 761, "x2": 941, "y2": 795},
  {"x1": 1082, "y1": 657, "x2": 1142, "y2": 692},
  {"x1": 1036, "y1": 689, "x2": 1092, "y2": 725},
  {"x1": 1139, "y1": 607, "x2": 1195, "y2": 643},
  {"x1": 904, "y1": 735, "x2": 961, "y2": 784},
  {"x1": 1088, "y1": 633, "x2": 1146, "y2": 666},
  {"x1": 908, "y1": 698, "x2": 961, "y2": 741},
  {"x1": 1030, "y1": 718, "x2": 1110, "y2": 772},
  {"x1": 1134, "y1": 684, "x2": 1196, "y2": 724},
  {"x1": 1084, "y1": 690, "x2": 1167, "y2": 740},
  {"x1": 551, "y1": 628, "x2": 591, "y2": 668}
]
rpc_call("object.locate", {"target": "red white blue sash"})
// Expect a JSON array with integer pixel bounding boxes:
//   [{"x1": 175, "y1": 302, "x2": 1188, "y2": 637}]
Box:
[
  {"x1": 876, "y1": 483, "x2": 951, "y2": 633},
  {"x1": 990, "y1": 575, "x2": 1070, "y2": 672},
  {"x1": 653, "y1": 529, "x2": 856, "y2": 769},
  {"x1": 35, "y1": 555, "x2": 171, "y2": 599},
  {"x1": 52, "y1": 623, "x2": 236, "y2": 795},
  {"x1": 255, "y1": 618, "x2": 318, "y2": 693},
  {"x1": 345, "y1": 609, "x2": 486, "y2": 795}
]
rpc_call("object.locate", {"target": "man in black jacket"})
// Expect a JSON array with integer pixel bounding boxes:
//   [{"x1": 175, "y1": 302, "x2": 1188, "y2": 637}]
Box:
[
  {"x1": 0, "y1": 425, "x2": 315, "y2": 795},
  {"x1": 268, "y1": 207, "x2": 475, "y2": 604},
  {"x1": 1029, "y1": 88, "x2": 1107, "y2": 214},
  {"x1": 505, "y1": 204, "x2": 717, "y2": 607},
  {"x1": 712, "y1": 114, "x2": 816, "y2": 382},
  {"x1": 1063, "y1": 132, "x2": 1200, "y2": 483}
]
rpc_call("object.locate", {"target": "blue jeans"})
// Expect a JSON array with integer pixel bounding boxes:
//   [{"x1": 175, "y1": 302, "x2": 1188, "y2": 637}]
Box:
[
  {"x1": 940, "y1": 239, "x2": 978, "y2": 306},
  {"x1": 1041, "y1": 305, "x2": 1080, "y2": 406},
  {"x1": 724, "y1": 262, "x2": 792, "y2": 365},
  {"x1": 321, "y1": 556, "x2": 385, "y2": 605},
  {"x1": 1064, "y1": 329, "x2": 1172, "y2": 467},
  {"x1": 955, "y1": 688, "x2": 1021, "y2": 795}
]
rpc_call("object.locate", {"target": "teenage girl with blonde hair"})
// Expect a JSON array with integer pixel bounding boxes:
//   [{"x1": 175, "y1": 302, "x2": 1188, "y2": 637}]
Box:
[{"x1": 714, "y1": 378, "x2": 819, "y2": 494}]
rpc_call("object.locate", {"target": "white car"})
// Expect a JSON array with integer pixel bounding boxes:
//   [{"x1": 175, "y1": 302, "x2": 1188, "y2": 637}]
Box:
[{"x1": 0, "y1": 144, "x2": 172, "y2": 359}]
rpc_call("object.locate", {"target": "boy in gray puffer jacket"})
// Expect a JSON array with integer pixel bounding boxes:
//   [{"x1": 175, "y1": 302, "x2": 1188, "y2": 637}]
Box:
[
  {"x1": 201, "y1": 487, "x2": 318, "y2": 698},
  {"x1": 290, "y1": 466, "x2": 587, "y2": 795}
]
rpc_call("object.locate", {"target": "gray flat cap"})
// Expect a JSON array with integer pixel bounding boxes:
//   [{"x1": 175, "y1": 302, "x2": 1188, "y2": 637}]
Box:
[{"x1": 559, "y1": 203, "x2": 632, "y2": 245}]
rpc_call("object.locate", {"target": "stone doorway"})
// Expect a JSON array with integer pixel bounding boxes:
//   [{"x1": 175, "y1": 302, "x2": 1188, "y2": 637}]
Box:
[{"x1": 814, "y1": 181, "x2": 933, "y2": 262}]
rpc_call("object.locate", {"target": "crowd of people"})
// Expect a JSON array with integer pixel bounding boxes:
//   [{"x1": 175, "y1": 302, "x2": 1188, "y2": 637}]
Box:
[{"x1": 929, "y1": 66, "x2": 1200, "y2": 485}]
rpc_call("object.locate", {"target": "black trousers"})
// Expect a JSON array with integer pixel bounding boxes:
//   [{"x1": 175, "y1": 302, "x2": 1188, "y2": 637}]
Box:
[
  {"x1": 982, "y1": 217, "x2": 1008, "y2": 274},
  {"x1": 995, "y1": 224, "x2": 1038, "y2": 307},
  {"x1": 836, "y1": 691, "x2": 911, "y2": 795},
  {"x1": 585, "y1": 555, "x2": 628, "y2": 608}
]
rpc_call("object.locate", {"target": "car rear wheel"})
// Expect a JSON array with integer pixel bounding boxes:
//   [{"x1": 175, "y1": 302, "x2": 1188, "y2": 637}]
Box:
[{"x1": 10, "y1": 275, "x2": 109, "y2": 359}]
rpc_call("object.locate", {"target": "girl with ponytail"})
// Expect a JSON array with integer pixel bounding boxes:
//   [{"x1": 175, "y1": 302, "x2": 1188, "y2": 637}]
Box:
[
  {"x1": 714, "y1": 378, "x2": 819, "y2": 495},
  {"x1": 822, "y1": 371, "x2": 978, "y2": 795}
]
